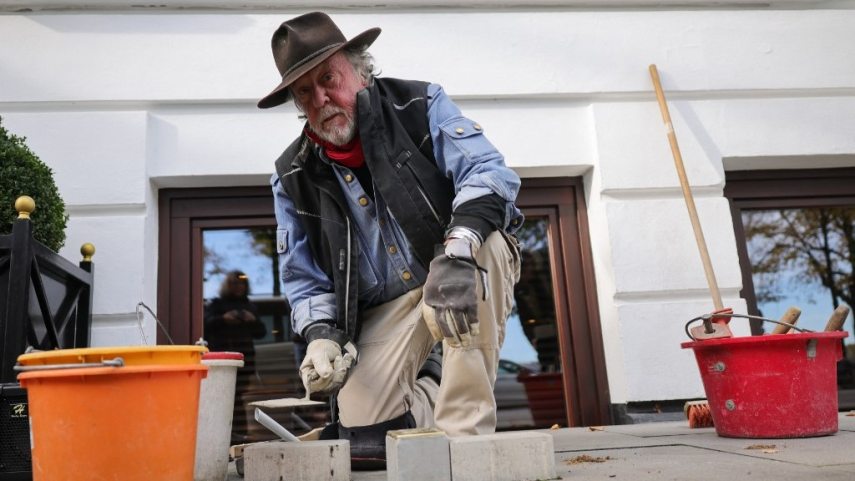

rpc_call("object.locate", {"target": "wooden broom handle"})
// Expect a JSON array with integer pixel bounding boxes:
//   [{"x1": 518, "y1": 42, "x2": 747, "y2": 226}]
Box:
[{"x1": 649, "y1": 64, "x2": 724, "y2": 311}]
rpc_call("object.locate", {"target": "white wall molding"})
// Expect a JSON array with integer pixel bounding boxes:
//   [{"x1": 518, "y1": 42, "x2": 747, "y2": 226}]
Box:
[{"x1": 4, "y1": 0, "x2": 853, "y2": 14}]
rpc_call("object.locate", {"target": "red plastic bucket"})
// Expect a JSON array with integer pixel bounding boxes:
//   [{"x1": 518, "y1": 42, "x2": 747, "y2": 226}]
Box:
[{"x1": 681, "y1": 331, "x2": 848, "y2": 438}]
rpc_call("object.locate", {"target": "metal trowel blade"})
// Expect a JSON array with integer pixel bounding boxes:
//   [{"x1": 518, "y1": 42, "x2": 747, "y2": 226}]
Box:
[{"x1": 248, "y1": 397, "x2": 325, "y2": 409}]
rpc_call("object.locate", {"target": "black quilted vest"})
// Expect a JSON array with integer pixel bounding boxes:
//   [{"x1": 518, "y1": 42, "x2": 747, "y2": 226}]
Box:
[{"x1": 274, "y1": 78, "x2": 455, "y2": 340}]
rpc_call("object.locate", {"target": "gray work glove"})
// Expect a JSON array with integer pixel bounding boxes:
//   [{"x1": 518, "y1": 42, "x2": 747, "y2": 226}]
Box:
[
  {"x1": 299, "y1": 323, "x2": 358, "y2": 394},
  {"x1": 421, "y1": 236, "x2": 488, "y2": 348}
]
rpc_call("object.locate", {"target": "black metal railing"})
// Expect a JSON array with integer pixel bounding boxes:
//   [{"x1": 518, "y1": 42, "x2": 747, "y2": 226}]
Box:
[{"x1": 0, "y1": 196, "x2": 94, "y2": 383}]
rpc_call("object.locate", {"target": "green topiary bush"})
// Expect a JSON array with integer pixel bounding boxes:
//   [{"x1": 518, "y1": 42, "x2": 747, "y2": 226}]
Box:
[{"x1": 0, "y1": 115, "x2": 68, "y2": 252}]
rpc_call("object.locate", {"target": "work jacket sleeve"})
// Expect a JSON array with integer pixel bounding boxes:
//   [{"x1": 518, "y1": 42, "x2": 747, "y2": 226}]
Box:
[
  {"x1": 426, "y1": 83, "x2": 524, "y2": 236},
  {"x1": 271, "y1": 173, "x2": 337, "y2": 337}
]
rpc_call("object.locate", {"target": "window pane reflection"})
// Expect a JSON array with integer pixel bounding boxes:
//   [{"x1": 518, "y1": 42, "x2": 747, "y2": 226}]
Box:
[
  {"x1": 202, "y1": 227, "x2": 324, "y2": 443},
  {"x1": 742, "y1": 208, "x2": 855, "y2": 389},
  {"x1": 499, "y1": 217, "x2": 566, "y2": 429}
]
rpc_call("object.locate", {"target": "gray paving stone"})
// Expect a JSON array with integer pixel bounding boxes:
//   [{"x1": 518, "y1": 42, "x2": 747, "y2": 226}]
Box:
[
  {"x1": 449, "y1": 431, "x2": 555, "y2": 481},
  {"x1": 243, "y1": 440, "x2": 350, "y2": 481},
  {"x1": 602, "y1": 420, "x2": 707, "y2": 438},
  {"x1": 546, "y1": 427, "x2": 676, "y2": 452},
  {"x1": 555, "y1": 445, "x2": 855, "y2": 481},
  {"x1": 673, "y1": 430, "x2": 855, "y2": 467},
  {"x1": 838, "y1": 412, "x2": 855, "y2": 431},
  {"x1": 386, "y1": 428, "x2": 451, "y2": 481},
  {"x1": 223, "y1": 414, "x2": 855, "y2": 481}
]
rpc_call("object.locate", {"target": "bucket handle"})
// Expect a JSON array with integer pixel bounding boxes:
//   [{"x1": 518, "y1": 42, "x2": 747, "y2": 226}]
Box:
[
  {"x1": 684, "y1": 313, "x2": 813, "y2": 340},
  {"x1": 135, "y1": 302, "x2": 175, "y2": 345},
  {"x1": 13, "y1": 357, "x2": 125, "y2": 372}
]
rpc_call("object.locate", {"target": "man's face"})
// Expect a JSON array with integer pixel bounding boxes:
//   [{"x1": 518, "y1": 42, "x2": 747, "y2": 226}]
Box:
[{"x1": 291, "y1": 52, "x2": 367, "y2": 146}]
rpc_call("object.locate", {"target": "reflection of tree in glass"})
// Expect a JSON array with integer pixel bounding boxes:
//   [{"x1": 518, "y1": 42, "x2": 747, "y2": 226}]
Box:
[
  {"x1": 515, "y1": 216, "x2": 550, "y2": 253},
  {"x1": 203, "y1": 244, "x2": 228, "y2": 283},
  {"x1": 744, "y1": 208, "x2": 855, "y2": 335}
]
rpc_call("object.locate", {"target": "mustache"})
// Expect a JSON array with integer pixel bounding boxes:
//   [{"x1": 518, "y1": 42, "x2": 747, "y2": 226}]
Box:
[{"x1": 317, "y1": 105, "x2": 349, "y2": 123}]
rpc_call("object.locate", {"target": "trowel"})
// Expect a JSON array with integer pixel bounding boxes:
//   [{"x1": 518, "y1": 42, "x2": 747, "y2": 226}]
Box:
[{"x1": 248, "y1": 376, "x2": 324, "y2": 409}]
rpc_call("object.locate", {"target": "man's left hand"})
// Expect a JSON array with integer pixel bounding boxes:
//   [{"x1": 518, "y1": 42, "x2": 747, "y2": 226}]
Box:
[{"x1": 421, "y1": 237, "x2": 487, "y2": 348}]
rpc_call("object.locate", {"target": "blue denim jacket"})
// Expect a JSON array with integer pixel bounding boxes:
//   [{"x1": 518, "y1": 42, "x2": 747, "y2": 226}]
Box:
[{"x1": 272, "y1": 83, "x2": 523, "y2": 336}]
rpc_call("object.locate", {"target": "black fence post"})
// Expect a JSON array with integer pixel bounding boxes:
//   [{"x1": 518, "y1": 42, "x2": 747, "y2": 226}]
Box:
[
  {"x1": 77, "y1": 243, "x2": 95, "y2": 348},
  {"x1": 1, "y1": 197, "x2": 35, "y2": 384}
]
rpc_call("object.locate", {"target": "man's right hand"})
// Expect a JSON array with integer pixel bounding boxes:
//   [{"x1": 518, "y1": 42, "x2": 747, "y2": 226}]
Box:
[{"x1": 299, "y1": 323, "x2": 358, "y2": 394}]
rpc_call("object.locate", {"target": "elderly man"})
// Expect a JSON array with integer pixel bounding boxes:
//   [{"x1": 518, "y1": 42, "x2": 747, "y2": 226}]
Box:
[{"x1": 259, "y1": 12, "x2": 522, "y2": 465}]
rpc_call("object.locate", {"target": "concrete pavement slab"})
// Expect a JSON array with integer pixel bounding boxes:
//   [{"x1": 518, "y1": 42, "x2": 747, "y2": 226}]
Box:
[
  {"x1": 839, "y1": 412, "x2": 855, "y2": 431},
  {"x1": 555, "y1": 445, "x2": 855, "y2": 481},
  {"x1": 243, "y1": 440, "x2": 350, "y2": 481},
  {"x1": 226, "y1": 414, "x2": 855, "y2": 480},
  {"x1": 545, "y1": 427, "x2": 673, "y2": 451},
  {"x1": 449, "y1": 431, "x2": 555, "y2": 481},
  {"x1": 672, "y1": 430, "x2": 855, "y2": 467},
  {"x1": 602, "y1": 420, "x2": 712, "y2": 438},
  {"x1": 386, "y1": 428, "x2": 451, "y2": 481}
]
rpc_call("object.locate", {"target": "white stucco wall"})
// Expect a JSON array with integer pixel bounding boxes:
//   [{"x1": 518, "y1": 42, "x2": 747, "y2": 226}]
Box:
[{"x1": 2, "y1": 4, "x2": 854, "y2": 405}]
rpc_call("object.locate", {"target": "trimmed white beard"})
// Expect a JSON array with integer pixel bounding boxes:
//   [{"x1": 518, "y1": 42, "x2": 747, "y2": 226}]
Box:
[{"x1": 309, "y1": 105, "x2": 357, "y2": 146}]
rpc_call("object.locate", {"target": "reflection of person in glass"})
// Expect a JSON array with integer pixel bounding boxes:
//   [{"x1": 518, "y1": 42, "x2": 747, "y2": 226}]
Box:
[{"x1": 204, "y1": 270, "x2": 266, "y2": 441}]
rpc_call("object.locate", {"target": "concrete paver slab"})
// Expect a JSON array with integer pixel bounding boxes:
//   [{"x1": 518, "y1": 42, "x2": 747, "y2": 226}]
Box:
[
  {"x1": 449, "y1": 431, "x2": 555, "y2": 481},
  {"x1": 602, "y1": 420, "x2": 712, "y2": 438},
  {"x1": 672, "y1": 430, "x2": 855, "y2": 467},
  {"x1": 555, "y1": 445, "x2": 855, "y2": 481},
  {"x1": 386, "y1": 428, "x2": 451, "y2": 481},
  {"x1": 546, "y1": 427, "x2": 674, "y2": 452},
  {"x1": 838, "y1": 412, "x2": 855, "y2": 431},
  {"x1": 225, "y1": 414, "x2": 855, "y2": 481}
]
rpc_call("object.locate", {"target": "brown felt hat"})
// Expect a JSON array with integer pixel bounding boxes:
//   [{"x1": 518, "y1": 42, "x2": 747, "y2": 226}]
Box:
[{"x1": 257, "y1": 12, "x2": 381, "y2": 109}]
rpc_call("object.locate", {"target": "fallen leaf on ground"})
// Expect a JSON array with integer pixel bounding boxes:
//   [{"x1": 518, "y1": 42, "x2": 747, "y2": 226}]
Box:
[
  {"x1": 566, "y1": 454, "x2": 611, "y2": 465},
  {"x1": 761, "y1": 449, "x2": 779, "y2": 454},
  {"x1": 588, "y1": 426, "x2": 605, "y2": 431},
  {"x1": 847, "y1": 411, "x2": 855, "y2": 417},
  {"x1": 745, "y1": 444, "x2": 776, "y2": 450},
  {"x1": 550, "y1": 424, "x2": 561, "y2": 430}
]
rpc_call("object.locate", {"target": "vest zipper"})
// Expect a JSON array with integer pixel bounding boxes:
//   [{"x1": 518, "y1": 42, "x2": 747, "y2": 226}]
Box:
[{"x1": 416, "y1": 184, "x2": 443, "y2": 226}]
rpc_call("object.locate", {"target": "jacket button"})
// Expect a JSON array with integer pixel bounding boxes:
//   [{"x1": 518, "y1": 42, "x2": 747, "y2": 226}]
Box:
[
  {"x1": 344, "y1": 174, "x2": 354, "y2": 183},
  {"x1": 473, "y1": 123, "x2": 482, "y2": 131},
  {"x1": 388, "y1": 245, "x2": 398, "y2": 254},
  {"x1": 402, "y1": 271, "x2": 412, "y2": 280},
  {"x1": 454, "y1": 127, "x2": 465, "y2": 135},
  {"x1": 359, "y1": 197, "x2": 369, "y2": 206}
]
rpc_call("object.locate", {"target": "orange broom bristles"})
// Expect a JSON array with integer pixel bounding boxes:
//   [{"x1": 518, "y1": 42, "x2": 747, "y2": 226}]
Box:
[{"x1": 684, "y1": 400, "x2": 714, "y2": 428}]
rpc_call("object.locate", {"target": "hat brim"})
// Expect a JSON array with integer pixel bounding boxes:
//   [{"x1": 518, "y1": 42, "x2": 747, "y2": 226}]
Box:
[{"x1": 257, "y1": 27, "x2": 381, "y2": 109}]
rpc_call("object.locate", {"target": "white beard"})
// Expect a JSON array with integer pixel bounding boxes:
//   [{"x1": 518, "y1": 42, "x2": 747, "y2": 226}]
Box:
[{"x1": 310, "y1": 105, "x2": 357, "y2": 146}]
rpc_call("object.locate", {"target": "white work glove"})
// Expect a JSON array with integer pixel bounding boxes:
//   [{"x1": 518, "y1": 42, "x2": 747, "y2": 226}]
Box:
[
  {"x1": 422, "y1": 230, "x2": 488, "y2": 348},
  {"x1": 299, "y1": 324, "x2": 358, "y2": 394}
]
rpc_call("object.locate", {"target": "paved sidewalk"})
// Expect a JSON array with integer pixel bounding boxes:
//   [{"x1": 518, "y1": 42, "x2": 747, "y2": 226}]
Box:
[{"x1": 230, "y1": 413, "x2": 855, "y2": 480}]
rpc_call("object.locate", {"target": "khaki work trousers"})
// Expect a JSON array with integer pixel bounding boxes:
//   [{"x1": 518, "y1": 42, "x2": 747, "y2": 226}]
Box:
[{"x1": 337, "y1": 231, "x2": 521, "y2": 436}]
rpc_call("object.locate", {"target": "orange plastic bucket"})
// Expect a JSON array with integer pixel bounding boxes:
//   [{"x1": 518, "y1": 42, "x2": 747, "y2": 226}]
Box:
[
  {"x1": 18, "y1": 363, "x2": 207, "y2": 481},
  {"x1": 16, "y1": 345, "x2": 207, "y2": 367}
]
